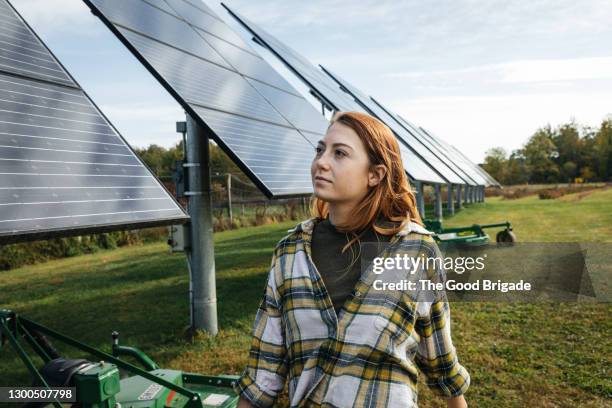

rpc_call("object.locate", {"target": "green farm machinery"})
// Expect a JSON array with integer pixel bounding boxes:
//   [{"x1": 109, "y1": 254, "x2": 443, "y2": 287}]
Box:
[
  {"x1": 424, "y1": 219, "x2": 516, "y2": 246},
  {"x1": 0, "y1": 310, "x2": 239, "y2": 408}
]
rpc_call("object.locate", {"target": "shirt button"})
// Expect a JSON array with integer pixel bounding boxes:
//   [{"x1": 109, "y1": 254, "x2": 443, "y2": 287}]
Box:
[
  {"x1": 355, "y1": 291, "x2": 361, "y2": 297},
  {"x1": 374, "y1": 316, "x2": 387, "y2": 330}
]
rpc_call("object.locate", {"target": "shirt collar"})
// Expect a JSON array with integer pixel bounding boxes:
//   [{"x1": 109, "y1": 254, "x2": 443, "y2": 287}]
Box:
[{"x1": 290, "y1": 216, "x2": 433, "y2": 237}]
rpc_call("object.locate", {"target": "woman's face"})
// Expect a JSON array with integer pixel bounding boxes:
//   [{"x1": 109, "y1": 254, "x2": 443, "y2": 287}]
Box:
[{"x1": 311, "y1": 121, "x2": 379, "y2": 205}]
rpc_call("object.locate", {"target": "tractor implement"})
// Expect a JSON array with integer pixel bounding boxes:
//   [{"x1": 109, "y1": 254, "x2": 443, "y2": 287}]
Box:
[
  {"x1": 0, "y1": 310, "x2": 239, "y2": 408},
  {"x1": 424, "y1": 220, "x2": 516, "y2": 246}
]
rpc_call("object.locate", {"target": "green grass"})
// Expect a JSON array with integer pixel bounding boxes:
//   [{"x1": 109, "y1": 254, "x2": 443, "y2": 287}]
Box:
[
  {"x1": 443, "y1": 187, "x2": 612, "y2": 242},
  {"x1": 1, "y1": 189, "x2": 611, "y2": 407}
]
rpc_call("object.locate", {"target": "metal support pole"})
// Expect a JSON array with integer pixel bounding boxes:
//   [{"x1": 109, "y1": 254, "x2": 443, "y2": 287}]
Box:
[
  {"x1": 434, "y1": 184, "x2": 443, "y2": 221},
  {"x1": 456, "y1": 184, "x2": 463, "y2": 209},
  {"x1": 415, "y1": 181, "x2": 425, "y2": 219},
  {"x1": 481, "y1": 186, "x2": 486, "y2": 202},
  {"x1": 185, "y1": 114, "x2": 218, "y2": 335},
  {"x1": 447, "y1": 183, "x2": 455, "y2": 216},
  {"x1": 226, "y1": 173, "x2": 233, "y2": 223},
  {"x1": 465, "y1": 185, "x2": 470, "y2": 204}
]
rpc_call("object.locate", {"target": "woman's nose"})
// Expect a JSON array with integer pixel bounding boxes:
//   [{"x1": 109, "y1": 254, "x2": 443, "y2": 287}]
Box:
[{"x1": 315, "y1": 153, "x2": 331, "y2": 170}]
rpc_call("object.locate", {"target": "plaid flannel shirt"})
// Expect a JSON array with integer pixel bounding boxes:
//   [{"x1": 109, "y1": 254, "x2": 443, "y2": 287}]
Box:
[{"x1": 234, "y1": 217, "x2": 470, "y2": 407}]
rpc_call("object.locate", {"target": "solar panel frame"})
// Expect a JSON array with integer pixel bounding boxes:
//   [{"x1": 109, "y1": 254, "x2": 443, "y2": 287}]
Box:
[
  {"x1": 0, "y1": 0, "x2": 188, "y2": 244},
  {"x1": 84, "y1": 0, "x2": 330, "y2": 198},
  {"x1": 224, "y1": 5, "x2": 449, "y2": 185}
]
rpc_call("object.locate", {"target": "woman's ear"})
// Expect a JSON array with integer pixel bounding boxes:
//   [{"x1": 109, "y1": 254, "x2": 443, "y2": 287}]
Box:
[{"x1": 368, "y1": 164, "x2": 387, "y2": 187}]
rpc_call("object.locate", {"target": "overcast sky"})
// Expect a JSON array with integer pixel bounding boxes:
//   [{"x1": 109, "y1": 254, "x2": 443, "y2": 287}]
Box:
[{"x1": 12, "y1": 0, "x2": 612, "y2": 163}]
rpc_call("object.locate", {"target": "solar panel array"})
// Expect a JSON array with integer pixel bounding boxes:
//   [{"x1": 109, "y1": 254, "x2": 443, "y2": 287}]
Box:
[
  {"x1": 320, "y1": 66, "x2": 470, "y2": 186},
  {"x1": 224, "y1": 6, "x2": 450, "y2": 185},
  {"x1": 0, "y1": 0, "x2": 188, "y2": 243},
  {"x1": 84, "y1": 0, "x2": 332, "y2": 197},
  {"x1": 371, "y1": 98, "x2": 489, "y2": 186},
  {"x1": 417, "y1": 125, "x2": 500, "y2": 187},
  {"x1": 224, "y1": 4, "x2": 500, "y2": 188}
]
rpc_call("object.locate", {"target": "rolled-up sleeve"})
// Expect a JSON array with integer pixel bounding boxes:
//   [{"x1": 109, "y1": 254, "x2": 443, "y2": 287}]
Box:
[
  {"x1": 414, "y1": 240, "x2": 470, "y2": 398},
  {"x1": 233, "y1": 254, "x2": 288, "y2": 408}
]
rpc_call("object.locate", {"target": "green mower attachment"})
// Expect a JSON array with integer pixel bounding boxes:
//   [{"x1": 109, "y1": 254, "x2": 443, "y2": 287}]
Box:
[
  {"x1": 424, "y1": 220, "x2": 516, "y2": 246},
  {"x1": 0, "y1": 310, "x2": 239, "y2": 408}
]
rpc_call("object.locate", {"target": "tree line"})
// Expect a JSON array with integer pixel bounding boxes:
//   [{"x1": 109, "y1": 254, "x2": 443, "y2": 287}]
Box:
[
  {"x1": 133, "y1": 140, "x2": 242, "y2": 181},
  {"x1": 481, "y1": 118, "x2": 612, "y2": 185}
]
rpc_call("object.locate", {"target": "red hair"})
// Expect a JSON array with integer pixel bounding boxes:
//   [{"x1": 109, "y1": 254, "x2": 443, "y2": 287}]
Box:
[{"x1": 311, "y1": 111, "x2": 423, "y2": 249}]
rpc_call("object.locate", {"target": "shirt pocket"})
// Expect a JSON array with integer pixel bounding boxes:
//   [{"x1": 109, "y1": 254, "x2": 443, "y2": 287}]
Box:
[{"x1": 373, "y1": 292, "x2": 417, "y2": 351}]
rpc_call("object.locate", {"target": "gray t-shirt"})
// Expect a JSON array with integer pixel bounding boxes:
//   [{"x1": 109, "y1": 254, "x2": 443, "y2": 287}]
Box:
[{"x1": 311, "y1": 218, "x2": 395, "y2": 315}]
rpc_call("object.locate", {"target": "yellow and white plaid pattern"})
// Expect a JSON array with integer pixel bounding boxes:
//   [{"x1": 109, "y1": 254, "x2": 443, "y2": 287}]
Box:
[{"x1": 234, "y1": 218, "x2": 470, "y2": 407}]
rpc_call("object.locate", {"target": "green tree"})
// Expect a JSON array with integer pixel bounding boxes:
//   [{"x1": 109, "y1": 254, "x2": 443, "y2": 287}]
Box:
[
  {"x1": 482, "y1": 147, "x2": 508, "y2": 183},
  {"x1": 594, "y1": 118, "x2": 612, "y2": 181},
  {"x1": 553, "y1": 122, "x2": 580, "y2": 167},
  {"x1": 561, "y1": 161, "x2": 577, "y2": 182},
  {"x1": 522, "y1": 126, "x2": 559, "y2": 183},
  {"x1": 505, "y1": 151, "x2": 529, "y2": 185}
]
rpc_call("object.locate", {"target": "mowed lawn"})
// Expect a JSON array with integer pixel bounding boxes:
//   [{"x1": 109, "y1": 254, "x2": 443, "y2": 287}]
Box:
[{"x1": 1, "y1": 188, "x2": 611, "y2": 407}]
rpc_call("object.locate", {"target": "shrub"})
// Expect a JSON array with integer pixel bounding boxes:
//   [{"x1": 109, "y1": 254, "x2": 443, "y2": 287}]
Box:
[{"x1": 538, "y1": 189, "x2": 563, "y2": 199}]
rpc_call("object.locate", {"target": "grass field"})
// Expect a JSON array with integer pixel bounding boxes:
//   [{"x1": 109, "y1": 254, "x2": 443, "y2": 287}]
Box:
[{"x1": 1, "y1": 188, "x2": 611, "y2": 407}]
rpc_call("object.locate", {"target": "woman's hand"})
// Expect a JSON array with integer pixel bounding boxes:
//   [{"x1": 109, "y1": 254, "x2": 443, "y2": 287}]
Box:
[
  {"x1": 236, "y1": 396, "x2": 257, "y2": 408},
  {"x1": 447, "y1": 395, "x2": 468, "y2": 408}
]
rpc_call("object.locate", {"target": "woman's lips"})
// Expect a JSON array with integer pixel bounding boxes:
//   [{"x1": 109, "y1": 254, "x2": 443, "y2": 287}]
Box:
[{"x1": 315, "y1": 176, "x2": 332, "y2": 183}]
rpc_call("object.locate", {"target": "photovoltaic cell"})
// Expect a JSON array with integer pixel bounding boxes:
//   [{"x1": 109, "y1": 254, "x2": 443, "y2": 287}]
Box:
[
  {"x1": 224, "y1": 6, "x2": 447, "y2": 185},
  {"x1": 223, "y1": 6, "x2": 360, "y2": 113},
  {"x1": 84, "y1": 0, "x2": 330, "y2": 197},
  {"x1": 0, "y1": 3, "x2": 74, "y2": 87},
  {"x1": 0, "y1": 0, "x2": 188, "y2": 243}
]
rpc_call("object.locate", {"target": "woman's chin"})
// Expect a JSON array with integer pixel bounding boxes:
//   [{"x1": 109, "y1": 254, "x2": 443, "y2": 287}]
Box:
[{"x1": 313, "y1": 189, "x2": 335, "y2": 202}]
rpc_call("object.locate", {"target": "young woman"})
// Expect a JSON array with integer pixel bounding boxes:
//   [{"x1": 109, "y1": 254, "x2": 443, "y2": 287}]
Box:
[{"x1": 234, "y1": 112, "x2": 470, "y2": 408}]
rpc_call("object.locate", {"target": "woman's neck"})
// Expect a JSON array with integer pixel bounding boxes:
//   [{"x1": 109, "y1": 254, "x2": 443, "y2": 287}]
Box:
[{"x1": 327, "y1": 202, "x2": 357, "y2": 229}]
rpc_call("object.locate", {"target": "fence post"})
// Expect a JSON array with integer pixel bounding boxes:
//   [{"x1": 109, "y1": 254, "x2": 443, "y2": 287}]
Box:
[
  {"x1": 415, "y1": 181, "x2": 425, "y2": 218},
  {"x1": 226, "y1": 173, "x2": 232, "y2": 224},
  {"x1": 434, "y1": 184, "x2": 443, "y2": 221},
  {"x1": 447, "y1": 183, "x2": 455, "y2": 216}
]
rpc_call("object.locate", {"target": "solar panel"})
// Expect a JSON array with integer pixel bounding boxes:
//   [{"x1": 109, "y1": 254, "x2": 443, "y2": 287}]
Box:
[
  {"x1": 0, "y1": 0, "x2": 188, "y2": 244},
  {"x1": 223, "y1": 6, "x2": 447, "y2": 185},
  {"x1": 417, "y1": 126, "x2": 500, "y2": 187},
  {"x1": 370, "y1": 98, "x2": 486, "y2": 186},
  {"x1": 319, "y1": 66, "x2": 468, "y2": 186},
  {"x1": 84, "y1": 0, "x2": 331, "y2": 197}
]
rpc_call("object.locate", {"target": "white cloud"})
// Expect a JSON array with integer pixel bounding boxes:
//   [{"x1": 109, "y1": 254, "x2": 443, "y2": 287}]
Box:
[
  {"x1": 385, "y1": 56, "x2": 612, "y2": 84},
  {"x1": 500, "y1": 57, "x2": 612, "y2": 83}
]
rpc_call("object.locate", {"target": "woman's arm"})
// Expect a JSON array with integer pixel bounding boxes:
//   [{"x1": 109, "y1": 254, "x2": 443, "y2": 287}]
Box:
[
  {"x1": 232, "y1": 252, "x2": 289, "y2": 408},
  {"x1": 237, "y1": 396, "x2": 257, "y2": 408},
  {"x1": 413, "y1": 240, "x2": 471, "y2": 401},
  {"x1": 447, "y1": 395, "x2": 468, "y2": 408}
]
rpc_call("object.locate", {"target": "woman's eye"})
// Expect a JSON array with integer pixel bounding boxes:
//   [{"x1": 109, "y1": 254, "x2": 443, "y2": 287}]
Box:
[
  {"x1": 335, "y1": 149, "x2": 346, "y2": 157},
  {"x1": 315, "y1": 146, "x2": 323, "y2": 155}
]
